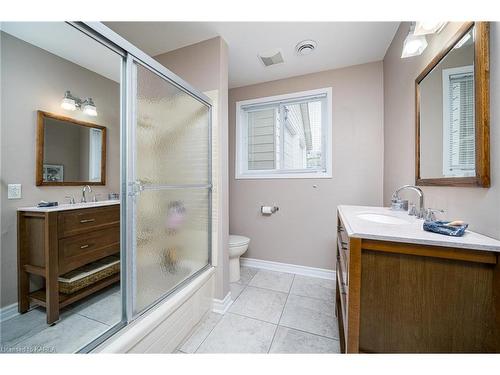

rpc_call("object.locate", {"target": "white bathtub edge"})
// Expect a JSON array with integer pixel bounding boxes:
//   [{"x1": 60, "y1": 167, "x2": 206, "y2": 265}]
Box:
[{"x1": 94, "y1": 266, "x2": 215, "y2": 353}]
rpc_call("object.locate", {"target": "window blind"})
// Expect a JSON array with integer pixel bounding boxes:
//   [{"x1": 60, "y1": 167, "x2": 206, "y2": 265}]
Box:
[{"x1": 447, "y1": 71, "x2": 475, "y2": 174}]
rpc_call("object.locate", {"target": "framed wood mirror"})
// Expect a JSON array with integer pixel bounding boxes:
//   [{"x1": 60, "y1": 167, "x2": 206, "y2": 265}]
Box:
[
  {"x1": 415, "y1": 22, "x2": 490, "y2": 187},
  {"x1": 36, "y1": 111, "x2": 107, "y2": 186}
]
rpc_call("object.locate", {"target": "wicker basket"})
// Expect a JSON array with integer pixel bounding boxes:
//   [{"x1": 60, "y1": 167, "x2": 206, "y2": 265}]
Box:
[{"x1": 58, "y1": 256, "x2": 120, "y2": 295}]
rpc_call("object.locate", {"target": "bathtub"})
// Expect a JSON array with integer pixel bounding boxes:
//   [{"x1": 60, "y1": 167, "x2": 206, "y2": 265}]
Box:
[{"x1": 93, "y1": 266, "x2": 215, "y2": 353}]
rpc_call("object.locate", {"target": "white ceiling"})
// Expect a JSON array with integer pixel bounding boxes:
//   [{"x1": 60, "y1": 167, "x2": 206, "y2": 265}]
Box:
[
  {"x1": 106, "y1": 22, "x2": 399, "y2": 88},
  {"x1": 1, "y1": 22, "x2": 121, "y2": 82}
]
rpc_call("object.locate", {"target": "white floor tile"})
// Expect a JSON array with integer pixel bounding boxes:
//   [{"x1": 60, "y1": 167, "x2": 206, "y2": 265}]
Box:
[
  {"x1": 269, "y1": 326, "x2": 340, "y2": 353},
  {"x1": 290, "y1": 275, "x2": 336, "y2": 301},
  {"x1": 229, "y1": 283, "x2": 246, "y2": 301},
  {"x1": 196, "y1": 313, "x2": 276, "y2": 353},
  {"x1": 229, "y1": 286, "x2": 287, "y2": 324},
  {"x1": 238, "y1": 266, "x2": 259, "y2": 285},
  {"x1": 72, "y1": 292, "x2": 121, "y2": 326},
  {"x1": 280, "y1": 294, "x2": 338, "y2": 339},
  {"x1": 0, "y1": 308, "x2": 52, "y2": 348},
  {"x1": 248, "y1": 269, "x2": 294, "y2": 293},
  {"x1": 12, "y1": 313, "x2": 108, "y2": 353}
]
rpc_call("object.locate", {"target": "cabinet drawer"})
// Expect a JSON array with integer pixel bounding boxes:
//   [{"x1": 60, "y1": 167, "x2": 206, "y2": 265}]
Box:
[
  {"x1": 59, "y1": 227, "x2": 119, "y2": 274},
  {"x1": 58, "y1": 205, "x2": 120, "y2": 238}
]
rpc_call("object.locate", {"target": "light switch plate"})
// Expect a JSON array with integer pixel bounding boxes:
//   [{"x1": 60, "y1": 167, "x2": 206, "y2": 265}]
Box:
[{"x1": 8, "y1": 184, "x2": 22, "y2": 199}]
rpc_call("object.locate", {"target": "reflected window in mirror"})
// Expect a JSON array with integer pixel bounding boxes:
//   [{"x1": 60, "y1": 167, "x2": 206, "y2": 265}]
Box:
[{"x1": 416, "y1": 22, "x2": 490, "y2": 187}]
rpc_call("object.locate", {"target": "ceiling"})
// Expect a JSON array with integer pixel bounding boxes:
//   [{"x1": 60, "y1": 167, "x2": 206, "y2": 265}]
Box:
[
  {"x1": 1, "y1": 22, "x2": 121, "y2": 82},
  {"x1": 106, "y1": 22, "x2": 399, "y2": 88}
]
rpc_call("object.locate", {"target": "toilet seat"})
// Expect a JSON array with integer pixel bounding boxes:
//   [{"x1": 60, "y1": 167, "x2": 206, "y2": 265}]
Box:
[{"x1": 229, "y1": 235, "x2": 250, "y2": 247}]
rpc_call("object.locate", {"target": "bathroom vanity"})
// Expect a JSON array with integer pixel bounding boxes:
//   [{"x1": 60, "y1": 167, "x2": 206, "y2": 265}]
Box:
[
  {"x1": 336, "y1": 205, "x2": 500, "y2": 353},
  {"x1": 17, "y1": 200, "x2": 120, "y2": 324}
]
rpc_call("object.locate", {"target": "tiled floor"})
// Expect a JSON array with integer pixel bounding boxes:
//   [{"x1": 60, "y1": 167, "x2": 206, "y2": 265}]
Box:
[
  {"x1": 0, "y1": 284, "x2": 121, "y2": 353},
  {"x1": 177, "y1": 266, "x2": 340, "y2": 353}
]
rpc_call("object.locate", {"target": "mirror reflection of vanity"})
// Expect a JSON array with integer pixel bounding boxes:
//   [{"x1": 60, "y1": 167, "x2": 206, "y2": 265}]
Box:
[
  {"x1": 17, "y1": 110, "x2": 118, "y2": 325},
  {"x1": 36, "y1": 111, "x2": 106, "y2": 186},
  {"x1": 416, "y1": 22, "x2": 490, "y2": 187}
]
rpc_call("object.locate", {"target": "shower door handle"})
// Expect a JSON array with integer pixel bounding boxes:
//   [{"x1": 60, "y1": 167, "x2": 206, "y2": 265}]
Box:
[{"x1": 129, "y1": 180, "x2": 145, "y2": 196}]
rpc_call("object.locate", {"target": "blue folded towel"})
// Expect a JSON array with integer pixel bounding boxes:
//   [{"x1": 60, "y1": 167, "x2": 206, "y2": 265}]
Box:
[{"x1": 423, "y1": 220, "x2": 468, "y2": 237}]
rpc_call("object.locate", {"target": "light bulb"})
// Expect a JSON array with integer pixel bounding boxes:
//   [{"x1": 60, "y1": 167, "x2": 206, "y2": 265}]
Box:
[
  {"x1": 83, "y1": 104, "x2": 97, "y2": 117},
  {"x1": 82, "y1": 98, "x2": 98, "y2": 117},
  {"x1": 61, "y1": 91, "x2": 76, "y2": 111}
]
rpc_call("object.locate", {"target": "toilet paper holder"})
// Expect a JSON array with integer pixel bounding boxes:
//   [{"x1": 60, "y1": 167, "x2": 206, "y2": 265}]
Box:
[{"x1": 261, "y1": 205, "x2": 279, "y2": 215}]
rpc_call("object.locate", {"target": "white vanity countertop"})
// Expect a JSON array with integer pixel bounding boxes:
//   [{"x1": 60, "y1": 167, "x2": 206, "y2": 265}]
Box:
[
  {"x1": 17, "y1": 200, "x2": 120, "y2": 213},
  {"x1": 338, "y1": 205, "x2": 500, "y2": 252}
]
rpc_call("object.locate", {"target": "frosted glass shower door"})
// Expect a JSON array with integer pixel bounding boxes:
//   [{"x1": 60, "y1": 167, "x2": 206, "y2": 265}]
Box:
[{"x1": 130, "y1": 61, "x2": 211, "y2": 315}]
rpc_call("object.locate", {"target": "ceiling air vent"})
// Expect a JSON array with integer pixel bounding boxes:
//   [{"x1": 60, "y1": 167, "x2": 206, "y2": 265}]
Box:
[
  {"x1": 258, "y1": 50, "x2": 284, "y2": 67},
  {"x1": 296, "y1": 40, "x2": 317, "y2": 55}
]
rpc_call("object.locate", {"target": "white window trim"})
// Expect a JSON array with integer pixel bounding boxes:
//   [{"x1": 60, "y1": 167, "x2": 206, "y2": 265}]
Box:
[
  {"x1": 235, "y1": 87, "x2": 333, "y2": 179},
  {"x1": 442, "y1": 65, "x2": 475, "y2": 177}
]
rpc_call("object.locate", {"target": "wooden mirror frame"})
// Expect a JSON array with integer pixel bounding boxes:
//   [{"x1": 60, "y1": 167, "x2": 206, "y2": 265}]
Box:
[
  {"x1": 36, "y1": 110, "x2": 107, "y2": 186},
  {"x1": 415, "y1": 22, "x2": 490, "y2": 187}
]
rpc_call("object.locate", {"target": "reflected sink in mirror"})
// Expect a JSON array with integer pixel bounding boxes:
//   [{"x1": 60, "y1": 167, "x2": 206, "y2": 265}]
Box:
[{"x1": 356, "y1": 213, "x2": 411, "y2": 225}]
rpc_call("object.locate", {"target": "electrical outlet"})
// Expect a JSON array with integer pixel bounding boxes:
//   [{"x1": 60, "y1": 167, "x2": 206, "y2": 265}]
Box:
[{"x1": 8, "y1": 184, "x2": 22, "y2": 199}]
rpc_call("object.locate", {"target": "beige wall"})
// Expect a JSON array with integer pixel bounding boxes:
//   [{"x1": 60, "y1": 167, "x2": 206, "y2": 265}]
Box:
[
  {"x1": 155, "y1": 37, "x2": 230, "y2": 300},
  {"x1": 0, "y1": 32, "x2": 121, "y2": 307},
  {"x1": 384, "y1": 22, "x2": 500, "y2": 239},
  {"x1": 229, "y1": 62, "x2": 385, "y2": 270}
]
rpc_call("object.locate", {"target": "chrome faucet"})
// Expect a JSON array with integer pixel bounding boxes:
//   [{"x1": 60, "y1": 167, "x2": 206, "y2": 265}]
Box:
[
  {"x1": 81, "y1": 185, "x2": 92, "y2": 203},
  {"x1": 392, "y1": 185, "x2": 425, "y2": 218}
]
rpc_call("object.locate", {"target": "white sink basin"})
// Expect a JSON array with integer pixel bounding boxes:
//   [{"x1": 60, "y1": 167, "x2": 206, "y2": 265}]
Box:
[{"x1": 357, "y1": 213, "x2": 410, "y2": 225}]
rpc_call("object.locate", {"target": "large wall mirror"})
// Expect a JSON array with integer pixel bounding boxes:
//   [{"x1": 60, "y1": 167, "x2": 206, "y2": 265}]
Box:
[
  {"x1": 416, "y1": 22, "x2": 490, "y2": 187},
  {"x1": 36, "y1": 110, "x2": 106, "y2": 186}
]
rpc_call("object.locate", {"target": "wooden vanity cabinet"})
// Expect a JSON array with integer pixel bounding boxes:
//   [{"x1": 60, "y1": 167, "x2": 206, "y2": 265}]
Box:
[
  {"x1": 17, "y1": 204, "x2": 120, "y2": 324},
  {"x1": 336, "y1": 212, "x2": 500, "y2": 353}
]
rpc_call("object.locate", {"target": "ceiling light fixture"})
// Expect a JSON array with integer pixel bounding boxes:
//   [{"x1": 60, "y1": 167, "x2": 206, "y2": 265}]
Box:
[
  {"x1": 60, "y1": 91, "x2": 98, "y2": 117},
  {"x1": 401, "y1": 23, "x2": 428, "y2": 58},
  {"x1": 414, "y1": 22, "x2": 447, "y2": 35}
]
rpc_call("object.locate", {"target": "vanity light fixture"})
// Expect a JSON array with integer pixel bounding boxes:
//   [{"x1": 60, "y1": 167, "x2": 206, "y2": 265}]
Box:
[
  {"x1": 60, "y1": 90, "x2": 98, "y2": 117},
  {"x1": 401, "y1": 23, "x2": 428, "y2": 58},
  {"x1": 414, "y1": 22, "x2": 447, "y2": 36}
]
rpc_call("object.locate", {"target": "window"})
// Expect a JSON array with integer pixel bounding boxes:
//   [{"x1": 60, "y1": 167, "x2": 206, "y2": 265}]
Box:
[
  {"x1": 235, "y1": 88, "x2": 332, "y2": 179},
  {"x1": 89, "y1": 128, "x2": 103, "y2": 182},
  {"x1": 442, "y1": 65, "x2": 475, "y2": 177}
]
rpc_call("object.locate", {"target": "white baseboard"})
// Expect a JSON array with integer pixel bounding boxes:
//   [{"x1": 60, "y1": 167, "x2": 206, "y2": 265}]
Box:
[
  {"x1": 240, "y1": 257, "x2": 335, "y2": 280},
  {"x1": 212, "y1": 291, "x2": 233, "y2": 314},
  {"x1": 0, "y1": 303, "x2": 19, "y2": 322}
]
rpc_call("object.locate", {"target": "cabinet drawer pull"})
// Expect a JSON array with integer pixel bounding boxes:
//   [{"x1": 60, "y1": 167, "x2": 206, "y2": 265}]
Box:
[
  {"x1": 80, "y1": 219, "x2": 95, "y2": 223},
  {"x1": 80, "y1": 244, "x2": 90, "y2": 249}
]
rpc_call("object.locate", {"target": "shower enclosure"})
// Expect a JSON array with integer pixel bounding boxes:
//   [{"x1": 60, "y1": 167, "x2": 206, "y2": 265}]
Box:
[
  {"x1": 75, "y1": 22, "x2": 213, "y2": 350},
  {"x1": 128, "y1": 60, "x2": 212, "y2": 315}
]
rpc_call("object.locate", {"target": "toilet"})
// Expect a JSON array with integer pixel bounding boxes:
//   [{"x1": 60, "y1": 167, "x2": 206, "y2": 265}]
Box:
[{"x1": 229, "y1": 235, "x2": 250, "y2": 283}]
